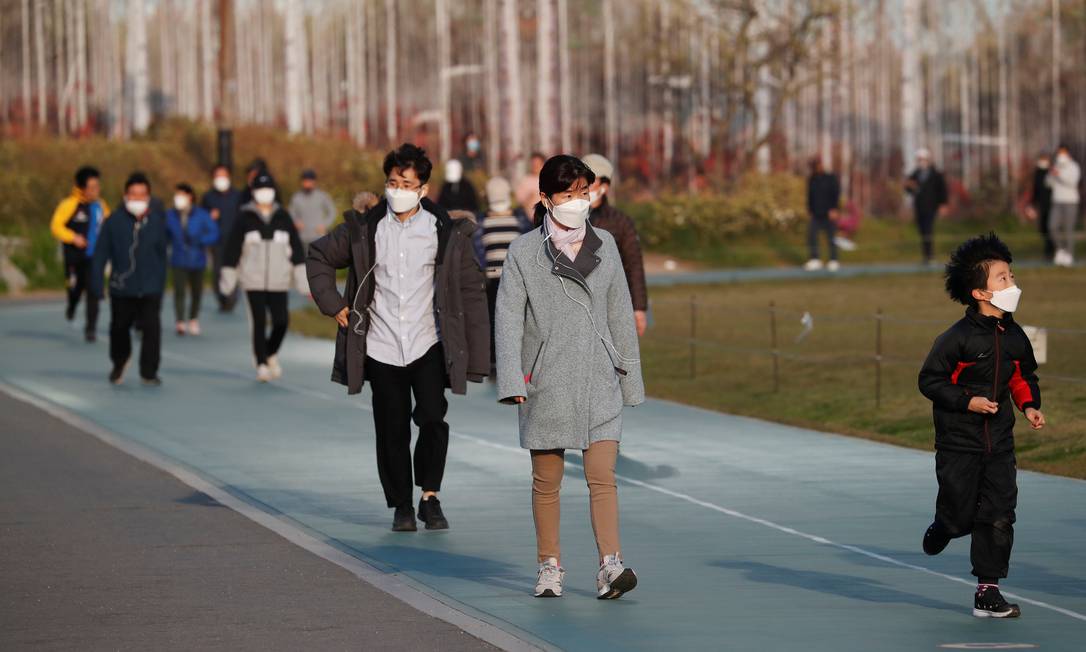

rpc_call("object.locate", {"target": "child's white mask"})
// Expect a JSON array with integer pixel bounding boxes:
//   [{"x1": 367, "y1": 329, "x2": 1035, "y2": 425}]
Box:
[{"x1": 988, "y1": 285, "x2": 1022, "y2": 313}]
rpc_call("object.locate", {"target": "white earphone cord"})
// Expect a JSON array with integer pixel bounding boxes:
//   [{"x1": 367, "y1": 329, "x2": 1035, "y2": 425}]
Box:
[
  {"x1": 110, "y1": 220, "x2": 142, "y2": 290},
  {"x1": 534, "y1": 230, "x2": 640, "y2": 366}
]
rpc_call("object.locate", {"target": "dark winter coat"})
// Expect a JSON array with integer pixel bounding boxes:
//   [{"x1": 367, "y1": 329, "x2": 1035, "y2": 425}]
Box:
[
  {"x1": 200, "y1": 187, "x2": 243, "y2": 251},
  {"x1": 807, "y1": 172, "x2": 841, "y2": 220},
  {"x1": 437, "y1": 180, "x2": 480, "y2": 213},
  {"x1": 166, "y1": 207, "x2": 219, "y2": 269},
  {"x1": 589, "y1": 199, "x2": 649, "y2": 312},
  {"x1": 918, "y1": 307, "x2": 1041, "y2": 455},
  {"x1": 906, "y1": 167, "x2": 949, "y2": 217},
  {"x1": 306, "y1": 197, "x2": 490, "y2": 396},
  {"x1": 90, "y1": 202, "x2": 169, "y2": 299}
]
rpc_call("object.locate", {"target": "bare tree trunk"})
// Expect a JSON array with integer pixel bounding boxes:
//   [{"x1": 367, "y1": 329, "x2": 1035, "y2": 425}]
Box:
[
  {"x1": 901, "y1": 0, "x2": 920, "y2": 172},
  {"x1": 1051, "y1": 0, "x2": 1060, "y2": 144},
  {"x1": 484, "y1": 0, "x2": 500, "y2": 173},
  {"x1": 126, "y1": 0, "x2": 150, "y2": 134},
  {"x1": 346, "y1": 0, "x2": 367, "y2": 145},
  {"x1": 75, "y1": 0, "x2": 87, "y2": 131},
  {"x1": 557, "y1": 0, "x2": 571, "y2": 152},
  {"x1": 34, "y1": 0, "x2": 47, "y2": 126},
  {"x1": 54, "y1": 0, "x2": 66, "y2": 134},
  {"x1": 284, "y1": 0, "x2": 304, "y2": 134},
  {"x1": 603, "y1": 0, "x2": 617, "y2": 165},
  {"x1": 820, "y1": 23, "x2": 832, "y2": 167},
  {"x1": 21, "y1": 0, "x2": 31, "y2": 127},
  {"x1": 436, "y1": 0, "x2": 451, "y2": 162},
  {"x1": 385, "y1": 0, "x2": 397, "y2": 144},
  {"x1": 501, "y1": 0, "x2": 523, "y2": 175},
  {"x1": 200, "y1": 0, "x2": 215, "y2": 122},
  {"x1": 536, "y1": 0, "x2": 555, "y2": 154},
  {"x1": 219, "y1": 0, "x2": 235, "y2": 125},
  {"x1": 997, "y1": 7, "x2": 1009, "y2": 192}
]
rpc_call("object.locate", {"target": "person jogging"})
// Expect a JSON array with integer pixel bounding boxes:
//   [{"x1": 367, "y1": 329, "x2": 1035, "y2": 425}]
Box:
[{"x1": 51, "y1": 166, "x2": 110, "y2": 342}]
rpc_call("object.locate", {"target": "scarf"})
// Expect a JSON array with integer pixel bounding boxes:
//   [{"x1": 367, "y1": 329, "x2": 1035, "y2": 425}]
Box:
[{"x1": 547, "y1": 214, "x2": 586, "y2": 262}]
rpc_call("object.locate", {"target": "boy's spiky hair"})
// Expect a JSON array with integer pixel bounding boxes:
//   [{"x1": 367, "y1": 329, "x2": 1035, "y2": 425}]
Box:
[{"x1": 944, "y1": 232, "x2": 1013, "y2": 306}]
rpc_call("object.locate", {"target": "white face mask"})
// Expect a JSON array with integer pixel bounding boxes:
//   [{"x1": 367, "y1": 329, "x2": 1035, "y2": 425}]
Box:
[
  {"x1": 386, "y1": 187, "x2": 422, "y2": 214},
  {"x1": 445, "y1": 161, "x2": 463, "y2": 184},
  {"x1": 549, "y1": 198, "x2": 590, "y2": 229},
  {"x1": 125, "y1": 199, "x2": 149, "y2": 216},
  {"x1": 213, "y1": 176, "x2": 231, "y2": 192},
  {"x1": 987, "y1": 285, "x2": 1022, "y2": 313},
  {"x1": 253, "y1": 188, "x2": 276, "y2": 205},
  {"x1": 589, "y1": 188, "x2": 606, "y2": 204},
  {"x1": 173, "y1": 194, "x2": 191, "y2": 211}
]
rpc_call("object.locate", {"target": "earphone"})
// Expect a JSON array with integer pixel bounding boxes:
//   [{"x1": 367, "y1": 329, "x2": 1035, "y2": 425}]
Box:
[
  {"x1": 533, "y1": 224, "x2": 641, "y2": 367},
  {"x1": 110, "y1": 218, "x2": 143, "y2": 290},
  {"x1": 348, "y1": 261, "x2": 378, "y2": 335}
]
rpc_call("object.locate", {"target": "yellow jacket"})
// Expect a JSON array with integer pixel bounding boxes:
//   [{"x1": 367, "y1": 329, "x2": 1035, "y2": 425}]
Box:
[{"x1": 50, "y1": 187, "x2": 111, "y2": 244}]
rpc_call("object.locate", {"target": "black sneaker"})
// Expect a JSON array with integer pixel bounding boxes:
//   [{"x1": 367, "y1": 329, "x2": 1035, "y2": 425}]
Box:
[
  {"x1": 85, "y1": 331, "x2": 97, "y2": 343},
  {"x1": 923, "y1": 521, "x2": 951, "y2": 556},
  {"x1": 140, "y1": 376, "x2": 163, "y2": 387},
  {"x1": 418, "y1": 497, "x2": 450, "y2": 530},
  {"x1": 974, "y1": 585, "x2": 1021, "y2": 618},
  {"x1": 392, "y1": 505, "x2": 417, "y2": 532},
  {"x1": 65, "y1": 305, "x2": 75, "y2": 322},
  {"x1": 109, "y1": 363, "x2": 128, "y2": 385}
]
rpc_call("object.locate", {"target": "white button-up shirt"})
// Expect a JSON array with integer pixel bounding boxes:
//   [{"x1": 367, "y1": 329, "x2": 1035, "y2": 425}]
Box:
[{"x1": 366, "y1": 207, "x2": 440, "y2": 367}]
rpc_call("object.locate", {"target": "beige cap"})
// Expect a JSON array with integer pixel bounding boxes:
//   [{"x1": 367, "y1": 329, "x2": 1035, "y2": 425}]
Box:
[{"x1": 582, "y1": 153, "x2": 614, "y2": 181}]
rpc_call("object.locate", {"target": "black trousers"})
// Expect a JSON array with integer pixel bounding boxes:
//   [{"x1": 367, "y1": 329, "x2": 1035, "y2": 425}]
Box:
[
  {"x1": 246, "y1": 291, "x2": 289, "y2": 365},
  {"x1": 933, "y1": 449, "x2": 1017, "y2": 580},
  {"x1": 172, "y1": 268, "x2": 205, "y2": 322},
  {"x1": 366, "y1": 344, "x2": 449, "y2": 509},
  {"x1": 1037, "y1": 204, "x2": 1056, "y2": 260},
  {"x1": 110, "y1": 294, "x2": 162, "y2": 379},
  {"x1": 807, "y1": 215, "x2": 838, "y2": 261},
  {"x1": 210, "y1": 247, "x2": 239, "y2": 312},
  {"x1": 915, "y1": 210, "x2": 937, "y2": 262},
  {"x1": 486, "y1": 278, "x2": 500, "y2": 371},
  {"x1": 65, "y1": 258, "x2": 99, "y2": 335}
]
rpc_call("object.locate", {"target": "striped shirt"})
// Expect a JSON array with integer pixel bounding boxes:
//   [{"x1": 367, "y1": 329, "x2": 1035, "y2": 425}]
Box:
[{"x1": 481, "y1": 212, "x2": 524, "y2": 279}]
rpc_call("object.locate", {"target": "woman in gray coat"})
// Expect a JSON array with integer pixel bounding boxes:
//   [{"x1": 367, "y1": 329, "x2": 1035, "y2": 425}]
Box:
[{"x1": 495, "y1": 155, "x2": 644, "y2": 600}]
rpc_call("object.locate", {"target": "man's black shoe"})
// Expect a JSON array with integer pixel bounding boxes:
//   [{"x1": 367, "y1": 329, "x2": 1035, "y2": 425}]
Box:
[
  {"x1": 140, "y1": 376, "x2": 163, "y2": 387},
  {"x1": 974, "y1": 585, "x2": 1021, "y2": 618},
  {"x1": 923, "y1": 521, "x2": 951, "y2": 556},
  {"x1": 418, "y1": 497, "x2": 450, "y2": 530},
  {"x1": 85, "y1": 331, "x2": 97, "y2": 343},
  {"x1": 392, "y1": 505, "x2": 417, "y2": 532}
]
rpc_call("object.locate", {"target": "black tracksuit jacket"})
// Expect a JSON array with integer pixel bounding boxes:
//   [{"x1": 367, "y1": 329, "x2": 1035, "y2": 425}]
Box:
[{"x1": 918, "y1": 307, "x2": 1041, "y2": 455}]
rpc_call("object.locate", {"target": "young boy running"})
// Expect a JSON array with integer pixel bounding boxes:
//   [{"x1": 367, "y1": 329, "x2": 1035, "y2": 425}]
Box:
[{"x1": 918, "y1": 233, "x2": 1045, "y2": 619}]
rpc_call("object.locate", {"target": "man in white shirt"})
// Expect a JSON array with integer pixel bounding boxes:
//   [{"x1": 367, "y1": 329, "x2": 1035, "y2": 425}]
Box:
[{"x1": 306, "y1": 144, "x2": 490, "y2": 533}]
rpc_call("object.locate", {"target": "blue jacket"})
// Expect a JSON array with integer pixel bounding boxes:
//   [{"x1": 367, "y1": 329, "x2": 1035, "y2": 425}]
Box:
[
  {"x1": 200, "y1": 187, "x2": 243, "y2": 251},
  {"x1": 166, "y1": 206, "x2": 219, "y2": 269},
  {"x1": 91, "y1": 201, "x2": 169, "y2": 299}
]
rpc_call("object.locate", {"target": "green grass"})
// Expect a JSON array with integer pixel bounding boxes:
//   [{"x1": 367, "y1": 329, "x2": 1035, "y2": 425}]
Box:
[{"x1": 292, "y1": 266, "x2": 1086, "y2": 479}]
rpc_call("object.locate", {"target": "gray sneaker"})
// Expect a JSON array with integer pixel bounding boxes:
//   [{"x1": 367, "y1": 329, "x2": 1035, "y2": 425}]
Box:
[
  {"x1": 596, "y1": 553, "x2": 637, "y2": 599},
  {"x1": 534, "y1": 557, "x2": 564, "y2": 598}
]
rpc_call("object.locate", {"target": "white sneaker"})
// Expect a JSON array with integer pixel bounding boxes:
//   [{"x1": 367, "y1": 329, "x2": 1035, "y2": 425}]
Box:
[
  {"x1": 1055, "y1": 250, "x2": 1070, "y2": 267},
  {"x1": 597, "y1": 553, "x2": 638, "y2": 600},
  {"x1": 534, "y1": 558, "x2": 564, "y2": 598},
  {"x1": 827, "y1": 260, "x2": 841, "y2": 272},
  {"x1": 256, "y1": 364, "x2": 272, "y2": 383},
  {"x1": 267, "y1": 355, "x2": 283, "y2": 379},
  {"x1": 188, "y1": 319, "x2": 201, "y2": 336},
  {"x1": 804, "y1": 259, "x2": 824, "y2": 271}
]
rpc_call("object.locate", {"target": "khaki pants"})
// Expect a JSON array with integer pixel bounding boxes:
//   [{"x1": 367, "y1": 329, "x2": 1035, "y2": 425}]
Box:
[{"x1": 530, "y1": 440, "x2": 620, "y2": 563}]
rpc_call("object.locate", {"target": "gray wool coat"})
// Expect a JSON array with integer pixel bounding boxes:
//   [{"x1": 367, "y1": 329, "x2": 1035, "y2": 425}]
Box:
[{"x1": 495, "y1": 221, "x2": 645, "y2": 450}]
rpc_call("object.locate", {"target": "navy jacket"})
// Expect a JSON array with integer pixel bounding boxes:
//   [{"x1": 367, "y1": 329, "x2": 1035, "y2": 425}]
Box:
[
  {"x1": 91, "y1": 202, "x2": 169, "y2": 299},
  {"x1": 918, "y1": 307, "x2": 1041, "y2": 454},
  {"x1": 167, "y1": 207, "x2": 219, "y2": 269},
  {"x1": 807, "y1": 172, "x2": 841, "y2": 220},
  {"x1": 200, "y1": 187, "x2": 243, "y2": 251}
]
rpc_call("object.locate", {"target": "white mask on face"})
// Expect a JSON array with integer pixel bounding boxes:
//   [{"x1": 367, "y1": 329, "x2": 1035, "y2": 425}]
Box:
[
  {"x1": 988, "y1": 285, "x2": 1022, "y2": 313},
  {"x1": 213, "y1": 176, "x2": 231, "y2": 192},
  {"x1": 445, "y1": 160, "x2": 463, "y2": 184},
  {"x1": 549, "y1": 197, "x2": 591, "y2": 229},
  {"x1": 253, "y1": 188, "x2": 276, "y2": 205},
  {"x1": 125, "y1": 199, "x2": 149, "y2": 216},
  {"x1": 385, "y1": 187, "x2": 422, "y2": 214},
  {"x1": 589, "y1": 187, "x2": 606, "y2": 204},
  {"x1": 173, "y1": 194, "x2": 191, "y2": 211}
]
